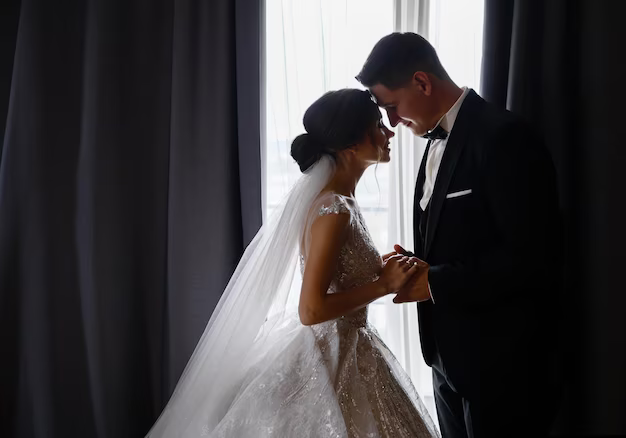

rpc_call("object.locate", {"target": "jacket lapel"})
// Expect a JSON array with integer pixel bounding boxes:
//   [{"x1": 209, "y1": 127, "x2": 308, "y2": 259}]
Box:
[
  {"x1": 414, "y1": 141, "x2": 430, "y2": 257},
  {"x1": 424, "y1": 90, "x2": 479, "y2": 258}
]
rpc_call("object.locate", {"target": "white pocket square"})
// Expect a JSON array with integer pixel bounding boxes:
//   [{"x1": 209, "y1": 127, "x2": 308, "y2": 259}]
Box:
[{"x1": 446, "y1": 189, "x2": 472, "y2": 199}]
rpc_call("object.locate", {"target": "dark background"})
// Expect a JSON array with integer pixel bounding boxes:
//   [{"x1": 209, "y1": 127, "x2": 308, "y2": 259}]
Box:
[{"x1": 1, "y1": 0, "x2": 625, "y2": 436}]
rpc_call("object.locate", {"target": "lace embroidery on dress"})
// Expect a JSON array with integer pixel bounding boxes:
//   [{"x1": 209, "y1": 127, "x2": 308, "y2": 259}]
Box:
[
  {"x1": 315, "y1": 194, "x2": 382, "y2": 292},
  {"x1": 319, "y1": 199, "x2": 351, "y2": 216},
  {"x1": 209, "y1": 192, "x2": 440, "y2": 438}
]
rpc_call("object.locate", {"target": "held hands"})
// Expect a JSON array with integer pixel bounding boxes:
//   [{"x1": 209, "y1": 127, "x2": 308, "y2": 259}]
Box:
[
  {"x1": 378, "y1": 254, "x2": 421, "y2": 294},
  {"x1": 383, "y1": 244, "x2": 432, "y2": 303}
]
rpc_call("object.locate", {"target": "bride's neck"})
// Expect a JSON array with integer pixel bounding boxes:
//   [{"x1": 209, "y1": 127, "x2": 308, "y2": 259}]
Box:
[{"x1": 324, "y1": 162, "x2": 366, "y2": 198}]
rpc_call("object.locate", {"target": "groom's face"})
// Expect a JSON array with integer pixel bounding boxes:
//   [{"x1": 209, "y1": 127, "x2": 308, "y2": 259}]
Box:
[{"x1": 368, "y1": 79, "x2": 434, "y2": 137}]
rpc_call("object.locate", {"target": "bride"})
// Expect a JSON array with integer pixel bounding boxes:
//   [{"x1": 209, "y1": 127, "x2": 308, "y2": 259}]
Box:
[{"x1": 147, "y1": 89, "x2": 440, "y2": 437}]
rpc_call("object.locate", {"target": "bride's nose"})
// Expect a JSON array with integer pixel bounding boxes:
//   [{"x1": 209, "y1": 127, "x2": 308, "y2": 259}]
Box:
[{"x1": 385, "y1": 126, "x2": 395, "y2": 139}]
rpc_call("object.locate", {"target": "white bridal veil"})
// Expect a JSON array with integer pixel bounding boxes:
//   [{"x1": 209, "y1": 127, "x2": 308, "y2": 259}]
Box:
[{"x1": 146, "y1": 156, "x2": 335, "y2": 437}]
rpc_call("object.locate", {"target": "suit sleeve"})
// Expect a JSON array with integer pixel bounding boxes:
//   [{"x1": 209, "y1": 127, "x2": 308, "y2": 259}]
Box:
[{"x1": 427, "y1": 122, "x2": 561, "y2": 307}]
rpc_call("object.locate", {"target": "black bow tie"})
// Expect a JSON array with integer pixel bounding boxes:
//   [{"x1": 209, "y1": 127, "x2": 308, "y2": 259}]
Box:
[{"x1": 421, "y1": 124, "x2": 448, "y2": 141}]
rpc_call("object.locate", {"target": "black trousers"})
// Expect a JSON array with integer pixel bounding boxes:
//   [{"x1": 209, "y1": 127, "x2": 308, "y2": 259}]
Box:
[{"x1": 431, "y1": 350, "x2": 558, "y2": 438}]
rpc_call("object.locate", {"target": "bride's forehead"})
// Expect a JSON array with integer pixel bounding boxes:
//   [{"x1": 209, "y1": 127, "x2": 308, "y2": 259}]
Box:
[{"x1": 368, "y1": 85, "x2": 401, "y2": 108}]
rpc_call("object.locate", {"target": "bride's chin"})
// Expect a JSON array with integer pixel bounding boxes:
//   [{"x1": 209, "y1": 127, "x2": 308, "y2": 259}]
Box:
[{"x1": 377, "y1": 147, "x2": 391, "y2": 163}]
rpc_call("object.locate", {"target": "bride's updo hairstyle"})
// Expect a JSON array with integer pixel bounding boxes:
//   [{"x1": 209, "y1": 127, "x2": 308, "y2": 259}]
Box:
[{"x1": 291, "y1": 89, "x2": 381, "y2": 172}]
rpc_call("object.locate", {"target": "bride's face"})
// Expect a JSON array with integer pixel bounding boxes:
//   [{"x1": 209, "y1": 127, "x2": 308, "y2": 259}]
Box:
[{"x1": 353, "y1": 118, "x2": 394, "y2": 165}]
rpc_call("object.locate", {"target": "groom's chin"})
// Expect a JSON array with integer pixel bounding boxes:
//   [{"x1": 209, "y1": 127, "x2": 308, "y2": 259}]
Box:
[
  {"x1": 404, "y1": 122, "x2": 422, "y2": 136},
  {"x1": 410, "y1": 126, "x2": 424, "y2": 137}
]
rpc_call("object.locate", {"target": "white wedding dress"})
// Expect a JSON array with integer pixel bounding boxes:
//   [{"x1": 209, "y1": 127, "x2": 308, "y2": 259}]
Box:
[
  {"x1": 146, "y1": 157, "x2": 439, "y2": 438},
  {"x1": 209, "y1": 193, "x2": 439, "y2": 437}
]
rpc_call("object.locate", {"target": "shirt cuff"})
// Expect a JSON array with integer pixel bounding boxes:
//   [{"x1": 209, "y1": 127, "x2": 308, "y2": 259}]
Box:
[{"x1": 428, "y1": 282, "x2": 435, "y2": 303}]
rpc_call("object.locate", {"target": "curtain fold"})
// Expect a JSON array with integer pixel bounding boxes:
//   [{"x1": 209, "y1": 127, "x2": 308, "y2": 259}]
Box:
[
  {"x1": 0, "y1": 1, "x2": 262, "y2": 437},
  {"x1": 0, "y1": 0, "x2": 20, "y2": 161},
  {"x1": 481, "y1": 0, "x2": 626, "y2": 435}
]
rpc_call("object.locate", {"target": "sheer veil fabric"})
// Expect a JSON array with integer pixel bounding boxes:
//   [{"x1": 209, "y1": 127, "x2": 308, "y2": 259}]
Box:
[
  {"x1": 146, "y1": 156, "x2": 335, "y2": 436},
  {"x1": 147, "y1": 154, "x2": 439, "y2": 437}
]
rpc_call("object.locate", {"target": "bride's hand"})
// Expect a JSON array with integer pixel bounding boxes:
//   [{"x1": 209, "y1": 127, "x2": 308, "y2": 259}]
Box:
[
  {"x1": 381, "y1": 250, "x2": 398, "y2": 263},
  {"x1": 378, "y1": 255, "x2": 420, "y2": 294}
]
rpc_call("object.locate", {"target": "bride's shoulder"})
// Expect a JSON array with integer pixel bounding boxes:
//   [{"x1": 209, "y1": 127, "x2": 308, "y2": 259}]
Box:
[{"x1": 313, "y1": 191, "x2": 356, "y2": 218}]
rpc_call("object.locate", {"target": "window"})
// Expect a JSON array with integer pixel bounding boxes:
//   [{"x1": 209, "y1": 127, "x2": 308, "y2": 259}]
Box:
[
  {"x1": 264, "y1": 0, "x2": 394, "y2": 217},
  {"x1": 264, "y1": 0, "x2": 484, "y2": 422}
]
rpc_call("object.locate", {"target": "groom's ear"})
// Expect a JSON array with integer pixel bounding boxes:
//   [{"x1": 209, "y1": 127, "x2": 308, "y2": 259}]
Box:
[{"x1": 411, "y1": 71, "x2": 432, "y2": 96}]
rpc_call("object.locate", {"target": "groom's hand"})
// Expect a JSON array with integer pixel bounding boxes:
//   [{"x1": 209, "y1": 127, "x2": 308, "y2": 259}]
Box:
[
  {"x1": 381, "y1": 251, "x2": 398, "y2": 263},
  {"x1": 393, "y1": 258, "x2": 431, "y2": 303},
  {"x1": 394, "y1": 244, "x2": 415, "y2": 257},
  {"x1": 383, "y1": 243, "x2": 416, "y2": 262}
]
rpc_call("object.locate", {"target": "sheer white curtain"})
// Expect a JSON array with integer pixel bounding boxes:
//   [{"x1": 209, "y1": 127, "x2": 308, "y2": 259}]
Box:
[
  {"x1": 264, "y1": 0, "x2": 394, "y2": 216},
  {"x1": 264, "y1": 0, "x2": 484, "y2": 421}
]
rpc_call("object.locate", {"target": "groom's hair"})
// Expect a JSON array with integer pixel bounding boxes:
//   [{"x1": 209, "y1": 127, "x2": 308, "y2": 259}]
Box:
[{"x1": 356, "y1": 32, "x2": 449, "y2": 89}]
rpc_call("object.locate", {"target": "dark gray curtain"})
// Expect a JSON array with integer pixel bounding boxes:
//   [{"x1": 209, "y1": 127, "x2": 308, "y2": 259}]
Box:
[
  {"x1": 0, "y1": 0, "x2": 20, "y2": 156},
  {"x1": 481, "y1": 0, "x2": 626, "y2": 436},
  {"x1": 0, "y1": 0, "x2": 263, "y2": 437}
]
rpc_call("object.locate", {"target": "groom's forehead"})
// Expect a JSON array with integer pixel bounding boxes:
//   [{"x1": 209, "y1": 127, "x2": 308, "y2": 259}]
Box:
[
  {"x1": 366, "y1": 85, "x2": 395, "y2": 107},
  {"x1": 367, "y1": 89, "x2": 386, "y2": 107},
  {"x1": 367, "y1": 90, "x2": 380, "y2": 105}
]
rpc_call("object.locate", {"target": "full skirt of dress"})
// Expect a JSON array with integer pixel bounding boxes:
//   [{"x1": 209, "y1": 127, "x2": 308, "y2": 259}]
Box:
[{"x1": 208, "y1": 310, "x2": 439, "y2": 438}]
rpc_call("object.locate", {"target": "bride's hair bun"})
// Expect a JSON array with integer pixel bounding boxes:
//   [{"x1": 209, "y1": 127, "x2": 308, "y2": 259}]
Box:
[
  {"x1": 289, "y1": 89, "x2": 381, "y2": 173},
  {"x1": 291, "y1": 133, "x2": 323, "y2": 172}
]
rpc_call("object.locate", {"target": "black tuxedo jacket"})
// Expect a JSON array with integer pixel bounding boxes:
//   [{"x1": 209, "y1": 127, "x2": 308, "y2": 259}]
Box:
[{"x1": 414, "y1": 90, "x2": 562, "y2": 394}]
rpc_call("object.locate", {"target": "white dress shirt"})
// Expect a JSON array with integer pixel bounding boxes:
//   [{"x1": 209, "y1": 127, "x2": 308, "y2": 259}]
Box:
[{"x1": 420, "y1": 87, "x2": 470, "y2": 211}]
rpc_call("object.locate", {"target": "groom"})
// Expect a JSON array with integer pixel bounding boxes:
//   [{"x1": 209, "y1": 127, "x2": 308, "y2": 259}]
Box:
[{"x1": 357, "y1": 33, "x2": 562, "y2": 438}]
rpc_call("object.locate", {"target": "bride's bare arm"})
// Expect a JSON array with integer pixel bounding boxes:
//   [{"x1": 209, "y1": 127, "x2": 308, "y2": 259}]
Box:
[{"x1": 298, "y1": 213, "x2": 419, "y2": 326}]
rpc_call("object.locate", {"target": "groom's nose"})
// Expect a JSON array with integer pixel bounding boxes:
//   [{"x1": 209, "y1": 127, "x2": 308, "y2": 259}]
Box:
[{"x1": 386, "y1": 109, "x2": 401, "y2": 127}]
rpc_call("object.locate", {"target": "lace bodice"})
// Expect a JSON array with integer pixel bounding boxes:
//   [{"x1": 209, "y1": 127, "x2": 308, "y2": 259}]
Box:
[
  {"x1": 318, "y1": 194, "x2": 382, "y2": 291},
  {"x1": 302, "y1": 192, "x2": 383, "y2": 327}
]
